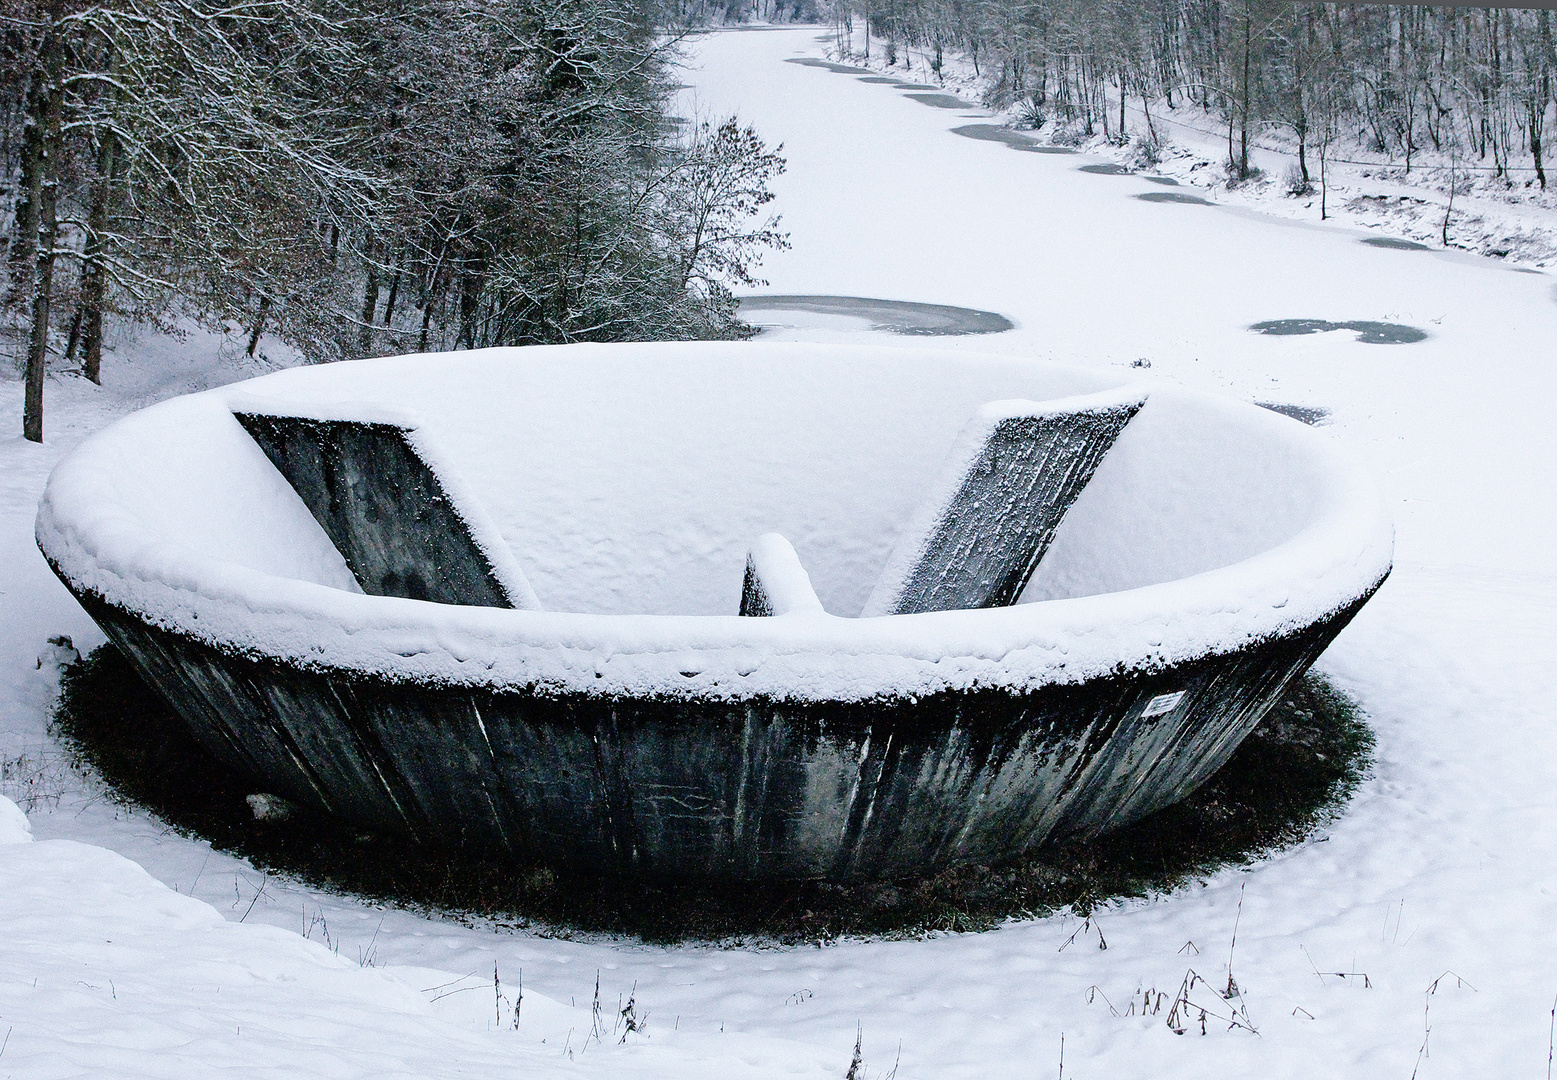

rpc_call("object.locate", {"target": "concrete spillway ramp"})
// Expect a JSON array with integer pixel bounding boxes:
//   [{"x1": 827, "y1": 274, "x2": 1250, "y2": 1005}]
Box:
[
  {"x1": 233, "y1": 407, "x2": 538, "y2": 609},
  {"x1": 862, "y1": 389, "x2": 1146, "y2": 616}
]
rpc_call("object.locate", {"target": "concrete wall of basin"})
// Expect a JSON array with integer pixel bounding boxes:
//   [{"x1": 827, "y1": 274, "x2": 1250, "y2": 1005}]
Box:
[{"x1": 71, "y1": 581, "x2": 1374, "y2": 882}]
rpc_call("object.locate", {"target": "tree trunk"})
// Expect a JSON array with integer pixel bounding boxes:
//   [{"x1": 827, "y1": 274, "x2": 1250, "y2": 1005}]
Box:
[
  {"x1": 22, "y1": 34, "x2": 63, "y2": 443},
  {"x1": 81, "y1": 128, "x2": 117, "y2": 385},
  {"x1": 1319, "y1": 136, "x2": 1329, "y2": 220},
  {"x1": 1533, "y1": 102, "x2": 1547, "y2": 191},
  {"x1": 382, "y1": 267, "x2": 401, "y2": 326},
  {"x1": 246, "y1": 295, "x2": 271, "y2": 357},
  {"x1": 1239, "y1": 11, "x2": 1252, "y2": 180},
  {"x1": 64, "y1": 305, "x2": 83, "y2": 365},
  {"x1": 1442, "y1": 159, "x2": 1456, "y2": 246},
  {"x1": 1119, "y1": 69, "x2": 1127, "y2": 140},
  {"x1": 418, "y1": 294, "x2": 436, "y2": 353},
  {"x1": 359, "y1": 259, "x2": 380, "y2": 357}
]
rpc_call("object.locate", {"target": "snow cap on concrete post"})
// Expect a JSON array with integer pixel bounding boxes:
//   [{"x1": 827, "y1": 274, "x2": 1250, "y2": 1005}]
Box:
[{"x1": 739, "y1": 533, "x2": 826, "y2": 616}]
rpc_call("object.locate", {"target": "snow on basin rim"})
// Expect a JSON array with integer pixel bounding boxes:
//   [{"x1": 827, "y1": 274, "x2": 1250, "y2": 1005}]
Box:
[{"x1": 35, "y1": 341, "x2": 1393, "y2": 702}]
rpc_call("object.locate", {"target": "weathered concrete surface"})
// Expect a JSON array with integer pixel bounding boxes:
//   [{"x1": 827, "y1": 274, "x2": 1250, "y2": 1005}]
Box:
[
  {"x1": 865, "y1": 394, "x2": 1145, "y2": 616},
  {"x1": 67, "y1": 580, "x2": 1377, "y2": 882},
  {"x1": 234, "y1": 413, "x2": 521, "y2": 607}
]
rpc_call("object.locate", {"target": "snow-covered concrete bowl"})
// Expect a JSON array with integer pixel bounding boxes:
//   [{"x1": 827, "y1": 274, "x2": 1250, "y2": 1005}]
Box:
[{"x1": 37, "y1": 342, "x2": 1392, "y2": 882}]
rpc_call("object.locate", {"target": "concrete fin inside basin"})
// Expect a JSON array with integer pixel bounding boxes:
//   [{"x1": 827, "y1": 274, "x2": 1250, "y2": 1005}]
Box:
[
  {"x1": 740, "y1": 533, "x2": 826, "y2": 617},
  {"x1": 863, "y1": 390, "x2": 1147, "y2": 616},
  {"x1": 233, "y1": 410, "x2": 535, "y2": 608}
]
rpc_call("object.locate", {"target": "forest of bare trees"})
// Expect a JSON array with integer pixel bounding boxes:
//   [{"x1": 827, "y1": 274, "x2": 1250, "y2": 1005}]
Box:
[
  {"x1": 836, "y1": 2, "x2": 1557, "y2": 192},
  {"x1": 1, "y1": 0, "x2": 787, "y2": 440},
  {"x1": 10, "y1": 2, "x2": 1554, "y2": 443}
]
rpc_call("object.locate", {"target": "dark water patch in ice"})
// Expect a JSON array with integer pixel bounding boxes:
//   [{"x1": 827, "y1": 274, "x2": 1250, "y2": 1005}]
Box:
[
  {"x1": 905, "y1": 93, "x2": 969, "y2": 109},
  {"x1": 1362, "y1": 235, "x2": 1430, "y2": 251},
  {"x1": 950, "y1": 124, "x2": 1039, "y2": 149},
  {"x1": 1079, "y1": 163, "x2": 1132, "y2": 175},
  {"x1": 56, "y1": 648, "x2": 1372, "y2": 944},
  {"x1": 1144, "y1": 175, "x2": 1181, "y2": 186},
  {"x1": 1136, "y1": 191, "x2": 1211, "y2": 205},
  {"x1": 784, "y1": 57, "x2": 870, "y2": 73},
  {"x1": 1015, "y1": 144, "x2": 1079, "y2": 154},
  {"x1": 858, "y1": 75, "x2": 899, "y2": 83},
  {"x1": 1256, "y1": 402, "x2": 1331, "y2": 425},
  {"x1": 1251, "y1": 318, "x2": 1427, "y2": 344},
  {"x1": 738, "y1": 294, "x2": 1014, "y2": 335},
  {"x1": 894, "y1": 82, "x2": 939, "y2": 90}
]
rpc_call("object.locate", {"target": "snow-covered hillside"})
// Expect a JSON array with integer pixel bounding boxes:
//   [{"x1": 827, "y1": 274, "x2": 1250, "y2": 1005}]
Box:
[{"x1": 4, "y1": 25, "x2": 1557, "y2": 1078}]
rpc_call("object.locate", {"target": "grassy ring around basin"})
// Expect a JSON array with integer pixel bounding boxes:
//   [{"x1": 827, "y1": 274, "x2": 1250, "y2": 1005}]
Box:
[{"x1": 54, "y1": 645, "x2": 1373, "y2": 944}]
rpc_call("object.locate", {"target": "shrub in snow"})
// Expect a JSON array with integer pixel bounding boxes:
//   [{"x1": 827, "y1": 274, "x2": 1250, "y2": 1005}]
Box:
[
  {"x1": 1284, "y1": 162, "x2": 1315, "y2": 197},
  {"x1": 1127, "y1": 135, "x2": 1163, "y2": 169},
  {"x1": 35, "y1": 342, "x2": 1391, "y2": 882}
]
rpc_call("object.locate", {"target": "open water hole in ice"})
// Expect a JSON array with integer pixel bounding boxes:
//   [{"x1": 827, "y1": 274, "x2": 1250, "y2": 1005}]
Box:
[
  {"x1": 736, "y1": 295, "x2": 1014, "y2": 335},
  {"x1": 1078, "y1": 163, "x2": 1132, "y2": 176},
  {"x1": 905, "y1": 93, "x2": 969, "y2": 109},
  {"x1": 1135, "y1": 191, "x2": 1212, "y2": 205},
  {"x1": 782, "y1": 57, "x2": 870, "y2": 74},
  {"x1": 1250, "y1": 318, "x2": 1428, "y2": 345},
  {"x1": 947, "y1": 125, "x2": 1074, "y2": 153},
  {"x1": 1361, "y1": 235, "x2": 1430, "y2": 250}
]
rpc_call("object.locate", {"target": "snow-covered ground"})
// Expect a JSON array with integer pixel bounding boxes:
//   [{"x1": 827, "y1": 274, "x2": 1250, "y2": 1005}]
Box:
[{"x1": 5, "y1": 24, "x2": 1557, "y2": 1078}]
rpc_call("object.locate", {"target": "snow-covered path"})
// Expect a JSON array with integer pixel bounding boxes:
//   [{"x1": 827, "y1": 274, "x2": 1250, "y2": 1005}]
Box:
[{"x1": 5, "y1": 26, "x2": 1557, "y2": 1078}]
